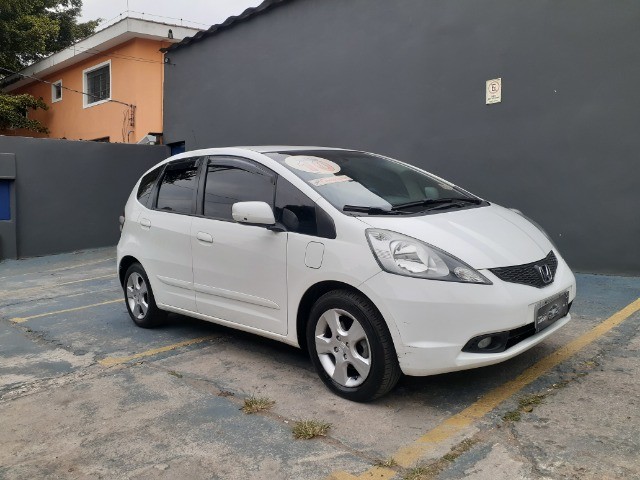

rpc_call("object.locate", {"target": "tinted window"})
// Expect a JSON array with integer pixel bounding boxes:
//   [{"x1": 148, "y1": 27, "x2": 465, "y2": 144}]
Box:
[
  {"x1": 137, "y1": 165, "x2": 163, "y2": 207},
  {"x1": 275, "y1": 178, "x2": 317, "y2": 235},
  {"x1": 275, "y1": 177, "x2": 336, "y2": 239},
  {"x1": 156, "y1": 159, "x2": 199, "y2": 214},
  {"x1": 204, "y1": 162, "x2": 274, "y2": 220}
]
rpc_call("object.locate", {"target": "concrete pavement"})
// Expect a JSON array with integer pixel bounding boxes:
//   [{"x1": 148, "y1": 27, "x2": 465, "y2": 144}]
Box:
[{"x1": 0, "y1": 248, "x2": 638, "y2": 479}]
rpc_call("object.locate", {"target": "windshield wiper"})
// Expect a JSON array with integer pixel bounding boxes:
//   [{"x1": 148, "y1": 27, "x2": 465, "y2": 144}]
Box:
[
  {"x1": 342, "y1": 205, "x2": 407, "y2": 215},
  {"x1": 392, "y1": 197, "x2": 482, "y2": 211}
]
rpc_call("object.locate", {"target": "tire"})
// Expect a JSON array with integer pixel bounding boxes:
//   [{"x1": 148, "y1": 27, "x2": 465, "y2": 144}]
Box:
[
  {"x1": 123, "y1": 263, "x2": 166, "y2": 328},
  {"x1": 306, "y1": 290, "x2": 401, "y2": 402}
]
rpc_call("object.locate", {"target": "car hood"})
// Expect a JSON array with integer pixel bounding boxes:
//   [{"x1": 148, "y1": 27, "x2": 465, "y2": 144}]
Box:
[{"x1": 358, "y1": 204, "x2": 553, "y2": 269}]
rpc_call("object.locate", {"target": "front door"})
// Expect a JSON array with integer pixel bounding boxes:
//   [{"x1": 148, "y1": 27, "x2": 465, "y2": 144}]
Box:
[{"x1": 190, "y1": 157, "x2": 288, "y2": 335}]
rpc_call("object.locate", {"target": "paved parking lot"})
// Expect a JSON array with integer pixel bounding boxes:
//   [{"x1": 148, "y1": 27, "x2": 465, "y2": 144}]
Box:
[{"x1": 1, "y1": 248, "x2": 639, "y2": 480}]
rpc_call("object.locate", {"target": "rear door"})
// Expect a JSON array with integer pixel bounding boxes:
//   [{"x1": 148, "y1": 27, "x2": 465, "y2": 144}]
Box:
[
  {"x1": 138, "y1": 157, "x2": 200, "y2": 311},
  {"x1": 190, "y1": 156, "x2": 288, "y2": 335}
]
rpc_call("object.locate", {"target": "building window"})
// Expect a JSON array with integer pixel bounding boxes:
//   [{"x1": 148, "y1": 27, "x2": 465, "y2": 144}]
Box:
[
  {"x1": 51, "y1": 80, "x2": 62, "y2": 103},
  {"x1": 83, "y1": 60, "x2": 111, "y2": 107}
]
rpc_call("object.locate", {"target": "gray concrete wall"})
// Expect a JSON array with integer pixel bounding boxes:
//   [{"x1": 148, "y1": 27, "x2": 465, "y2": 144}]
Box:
[
  {"x1": 0, "y1": 136, "x2": 169, "y2": 259},
  {"x1": 163, "y1": 0, "x2": 640, "y2": 275}
]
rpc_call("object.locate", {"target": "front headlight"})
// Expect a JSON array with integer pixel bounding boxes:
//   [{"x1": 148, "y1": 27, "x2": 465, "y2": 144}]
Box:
[{"x1": 365, "y1": 229, "x2": 492, "y2": 284}]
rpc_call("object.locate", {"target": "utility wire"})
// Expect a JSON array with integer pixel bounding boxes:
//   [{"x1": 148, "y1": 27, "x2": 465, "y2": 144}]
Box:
[
  {"x1": 0, "y1": 66, "x2": 134, "y2": 109},
  {"x1": 72, "y1": 44, "x2": 164, "y2": 64},
  {"x1": 0, "y1": 11, "x2": 196, "y2": 69},
  {"x1": 0, "y1": 9, "x2": 192, "y2": 97},
  {"x1": 93, "y1": 12, "x2": 128, "y2": 29},
  {"x1": 127, "y1": 10, "x2": 210, "y2": 27},
  {"x1": 93, "y1": 9, "x2": 208, "y2": 30}
]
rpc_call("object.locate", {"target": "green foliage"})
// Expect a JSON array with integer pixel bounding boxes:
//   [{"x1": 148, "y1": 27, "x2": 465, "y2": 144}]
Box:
[
  {"x1": 241, "y1": 396, "x2": 275, "y2": 414},
  {"x1": 0, "y1": 93, "x2": 49, "y2": 133},
  {"x1": 292, "y1": 420, "x2": 331, "y2": 439},
  {"x1": 0, "y1": 0, "x2": 100, "y2": 72},
  {"x1": 0, "y1": 1, "x2": 99, "y2": 132}
]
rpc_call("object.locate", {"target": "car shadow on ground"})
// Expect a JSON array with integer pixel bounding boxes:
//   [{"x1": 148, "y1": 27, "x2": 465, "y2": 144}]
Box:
[{"x1": 152, "y1": 312, "x2": 556, "y2": 408}]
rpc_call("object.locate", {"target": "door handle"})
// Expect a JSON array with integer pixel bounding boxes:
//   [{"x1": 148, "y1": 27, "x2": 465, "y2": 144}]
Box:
[
  {"x1": 196, "y1": 231, "x2": 213, "y2": 244},
  {"x1": 140, "y1": 218, "x2": 151, "y2": 229}
]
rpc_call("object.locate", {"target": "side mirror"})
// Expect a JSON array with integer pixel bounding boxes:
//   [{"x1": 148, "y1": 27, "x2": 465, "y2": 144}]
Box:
[{"x1": 232, "y1": 201, "x2": 276, "y2": 226}]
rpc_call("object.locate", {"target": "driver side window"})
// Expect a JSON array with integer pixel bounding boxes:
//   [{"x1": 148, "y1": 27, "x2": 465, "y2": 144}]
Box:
[{"x1": 203, "y1": 158, "x2": 275, "y2": 221}]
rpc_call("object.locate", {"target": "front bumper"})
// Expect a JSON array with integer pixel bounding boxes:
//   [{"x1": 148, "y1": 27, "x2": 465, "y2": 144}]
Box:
[{"x1": 360, "y1": 253, "x2": 577, "y2": 376}]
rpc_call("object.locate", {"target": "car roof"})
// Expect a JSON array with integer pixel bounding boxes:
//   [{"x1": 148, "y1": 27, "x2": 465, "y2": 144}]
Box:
[
  {"x1": 236, "y1": 146, "x2": 349, "y2": 153},
  {"x1": 155, "y1": 146, "x2": 356, "y2": 170}
]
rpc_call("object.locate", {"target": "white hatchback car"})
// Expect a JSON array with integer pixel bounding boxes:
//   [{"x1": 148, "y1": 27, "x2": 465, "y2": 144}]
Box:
[{"x1": 117, "y1": 146, "x2": 576, "y2": 401}]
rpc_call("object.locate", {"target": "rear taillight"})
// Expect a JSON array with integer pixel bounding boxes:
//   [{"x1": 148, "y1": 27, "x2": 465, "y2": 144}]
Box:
[{"x1": 119, "y1": 212, "x2": 125, "y2": 232}]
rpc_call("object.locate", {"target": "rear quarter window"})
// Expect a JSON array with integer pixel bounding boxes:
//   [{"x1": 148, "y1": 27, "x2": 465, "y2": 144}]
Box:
[
  {"x1": 155, "y1": 159, "x2": 200, "y2": 214},
  {"x1": 137, "y1": 165, "x2": 163, "y2": 207}
]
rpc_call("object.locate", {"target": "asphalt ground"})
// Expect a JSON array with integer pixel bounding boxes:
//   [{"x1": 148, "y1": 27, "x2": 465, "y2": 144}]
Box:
[{"x1": 0, "y1": 248, "x2": 638, "y2": 480}]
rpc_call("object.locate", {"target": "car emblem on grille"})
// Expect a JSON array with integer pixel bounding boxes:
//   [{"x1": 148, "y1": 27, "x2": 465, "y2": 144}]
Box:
[{"x1": 536, "y1": 264, "x2": 553, "y2": 284}]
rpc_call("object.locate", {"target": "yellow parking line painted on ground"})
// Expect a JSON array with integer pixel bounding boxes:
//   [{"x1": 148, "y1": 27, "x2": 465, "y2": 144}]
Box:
[
  {"x1": 327, "y1": 468, "x2": 394, "y2": 480},
  {"x1": 99, "y1": 336, "x2": 217, "y2": 367},
  {"x1": 10, "y1": 299, "x2": 122, "y2": 324},
  {"x1": 330, "y1": 297, "x2": 640, "y2": 479},
  {"x1": 0, "y1": 274, "x2": 116, "y2": 297},
  {"x1": 61, "y1": 288, "x2": 120, "y2": 300},
  {"x1": 0, "y1": 257, "x2": 116, "y2": 280},
  {"x1": 35, "y1": 273, "x2": 115, "y2": 288}
]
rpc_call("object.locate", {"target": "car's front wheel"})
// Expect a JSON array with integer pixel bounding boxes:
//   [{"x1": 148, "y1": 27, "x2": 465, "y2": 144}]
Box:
[
  {"x1": 306, "y1": 290, "x2": 401, "y2": 402},
  {"x1": 123, "y1": 263, "x2": 166, "y2": 328}
]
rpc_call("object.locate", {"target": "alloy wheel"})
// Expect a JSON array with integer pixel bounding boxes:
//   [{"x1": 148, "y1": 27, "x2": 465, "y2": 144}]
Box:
[
  {"x1": 126, "y1": 272, "x2": 149, "y2": 320},
  {"x1": 314, "y1": 308, "x2": 372, "y2": 387}
]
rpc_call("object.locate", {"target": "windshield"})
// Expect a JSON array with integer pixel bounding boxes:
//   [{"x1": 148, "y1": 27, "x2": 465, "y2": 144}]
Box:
[{"x1": 266, "y1": 150, "x2": 482, "y2": 215}]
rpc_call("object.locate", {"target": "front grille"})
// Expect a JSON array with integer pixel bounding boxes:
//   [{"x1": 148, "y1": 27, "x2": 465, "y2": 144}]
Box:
[{"x1": 489, "y1": 251, "x2": 558, "y2": 288}]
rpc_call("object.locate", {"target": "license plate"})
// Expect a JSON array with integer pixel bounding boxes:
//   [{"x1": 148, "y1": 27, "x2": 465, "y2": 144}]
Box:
[{"x1": 535, "y1": 290, "x2": 570, "y2": 332}]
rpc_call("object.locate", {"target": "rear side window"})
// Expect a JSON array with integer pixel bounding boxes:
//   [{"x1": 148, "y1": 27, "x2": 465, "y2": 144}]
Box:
[
  {"x1": 137, "y1": 165, "x2": 163, "y2": 207},
  {"x1": 156, "y1": 159, "x2": 199, "y2": 214},
  {"x1": 203, "y1": 161, "x2": 275, "y2": 221},
  {"x1": 275, "y1": 177, "x2": 336, "y2": 239}
]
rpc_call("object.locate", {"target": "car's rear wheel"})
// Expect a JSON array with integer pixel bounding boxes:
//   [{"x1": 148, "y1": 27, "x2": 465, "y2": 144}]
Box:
[
  {"x1": 306, "y1": 290, "x2": 401, "y2": 402},
  {"x1": 124, "y1": 263, "x2": 166, "y2": 328}
]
